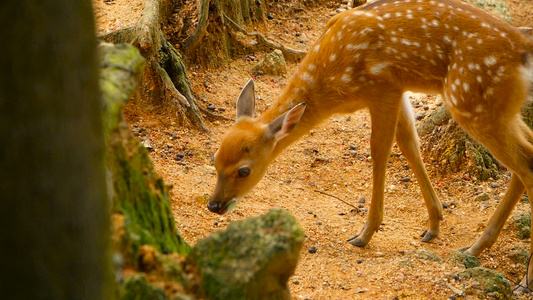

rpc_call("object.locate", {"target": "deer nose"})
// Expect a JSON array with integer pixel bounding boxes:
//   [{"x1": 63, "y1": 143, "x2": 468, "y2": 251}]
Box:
[{"x1": 207, "y1": 200, "x2": 222, "y2": 213}]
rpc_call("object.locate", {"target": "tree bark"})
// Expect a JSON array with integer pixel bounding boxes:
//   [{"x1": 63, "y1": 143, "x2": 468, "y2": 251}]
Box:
[{"x1": 0, "y1": 1, "x2": 113, "y2": 299}]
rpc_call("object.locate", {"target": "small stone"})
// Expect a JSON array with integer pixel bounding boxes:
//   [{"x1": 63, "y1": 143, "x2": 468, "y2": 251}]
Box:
[
  {"x1": 442, "y1": 202, "x2": 449, "y2": 208},
  {"x1": 399, "y1": 177, "x2": 411, "y2": 182},
  {"x1": 490, "y1": 182, "x2": 500, "y2": 188},
  {"x1": 207, "y1": 103, "x2": 216, "y2": 110},
  {"x1": 451, "y1": 274, "x2": 459, "y2": 281},
  {"x1": 213, "y1": 221, "x2": 218, "y2": 226},
  {"x1": 308, "y1": 247, "x2": 317, "y2": 254},
  {"x1": 336, "y1": 8, "x2": 346, "y2": 13},
  {"x1": 358, "y1": 203, "x2": 364, "y2": 208},
  {"x1": 267, "y1": 12, "x2": 274, "y2": 20},
  {"x1": 218, "y1": 107, "x2": 226, "y2": 112},
  {"x1": 357, "y1": 259, "x2": 363, "y2": 264},
  {"x1": 415, "y1": 113, "x2": 426, "y2": 120},
  {"x1": 423, "y1": 105, "x2": 429, "y2": 110},
  {"x1": 349, "y1": 144, "x2": 358, "y2": 150},
  {"x1": 295, "y1": 32, "x2": 301, "y2": 37},
  {"x1": 175, "y1": 153, "x2": 185, "y2": 160},
  {"x1": 475, "y1": 193, "x2": 490, "y2": 201},
  {"x1": 359, "y1": 197, "x2": 366, "y2": 203},
  {"x1": 338, "y1": 212, "x2": 346, "y2": 216},
  {"x1": 316, "y1": 221, "x2": 322, "y2": 225},
  {"x1": 350, "y1": 150, "x2": 358, "y2": 156}
]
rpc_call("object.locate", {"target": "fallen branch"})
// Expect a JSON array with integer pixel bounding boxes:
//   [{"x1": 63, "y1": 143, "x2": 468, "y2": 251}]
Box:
[{"x1": 223, "y1": 13, "x2": 307, "y2": 62}]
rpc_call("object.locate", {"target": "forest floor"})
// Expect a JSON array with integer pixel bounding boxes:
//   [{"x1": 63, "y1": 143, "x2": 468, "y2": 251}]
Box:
[{"x1": 94, "y1": 0, "x2": 533, "y2": 299}]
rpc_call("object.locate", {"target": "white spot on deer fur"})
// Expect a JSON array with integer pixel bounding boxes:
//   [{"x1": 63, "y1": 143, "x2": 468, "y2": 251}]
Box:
[
  {"x1": 431, "y1": 20, "x2": 439, "y2": 26},
  {"x1": 454, "y1": 26, "x2": 459, "y2": 31},
  {"x1": 346, "y1": 67, "x2": 353, "y2": 73},
  {"x1": 383, "y1": 13, "x2": 391, "y2": 19},
  {"x1": 361, "y1": 28, "x2": 373, "y2": 35},
  {"x1": 445, "y1": 24, "x2": 450, "y2": 29},
  {"x1": 369, "y1": 62, "x2": 390, "y2": 74},
  {"x1": 443, "y1": 36, "x2": 451, "y2": 43},
  {"x1": 406, "y1": 14, "x2": 413, "y2": 19},
  {"x1": 391, "y1": 37, "x2": 398, "y2": 43},
  {"x1": 451, "y1": 94, "x2": 458, "y2": 105},
  {"x1": 329, "y1": 76, "x2": 335, "y2": 81},
  {"x1": 438, "y1": 3, "x2": 444, "y2": 7},
  {"x1": 484, "y1": 56, "x2": 497, "y2": 66},
  {"x1": 452, "y1": 63, "x2": 457, "y2": 70},
  {"x1": 377, "y1": 16, "x2": 384, "y2": 21},
  {"x1": 395, "y1": 12, "x2": 402, "y2": 17},
  {"x1": 455, "y1": 79, "x2": 460, "y2": 86},
  {"x1": 337, "y1": 31, "x2": 342, "y2": 39},
  {"x1": 421, "y1": 24, "x2": 428, "y2": 30},
  {"x1": 477, "y1": 76, "x2": 483, "y2": 83},
  {"x1": 401, "y1": 39, "x2": 412, "y2": 46},
  {"x1": 463, "y1": 83, "x2": 469, "y2": 92},
  {"x1": 477, "y1": 39, "x2": 483, "y2": 44},
  {"x1": 475, "y1": 105, "x2": 484, "y2": 113},
  {"x1": 467, "y1": 46, "x2": 473, "y2": 51},
  {"x1": 314, "y1": 45, "x2": 320, "y2": 52},
  {"x1": 352, "y1": 11, "x2": 364, "y2": 16},
  {"x1": 330, "y1": 54, "x2": 336, "y2": 61},
  {"x1": 359, "y1": 76, "x2": 366, "y2": 82},
  {"x1": 401, "y1": 53, "x2": 408, "y2": 58},
  {"x1": 501, "y1": 32, "x2": 507, "y2": 38},
  {"x1": 378, "y1": 23, "x2": 385, "y2": 29},
  {"x1": 451, "y1": 84, "x2": 457, "y2": 92},
  {"x1": 481, "y1": 23, "x2": 490, "y2": 28},
  {"x1": 430, "y1": 60, "x2": 437, "y2": 66},
  {"x1": 493, "y1": 76, "x2": 501, "y2": 82},
  {"x1": 468, "y1": 63, "x2": 475, "y2": 70},
  {"x1": 364, "y1": 12, "x2": 374, "y2": 17},
  {"x1": 301, "y1": 72, "x2": 314, "y2": 84},
  {"x1": 475, "y1": 64, "x2": 481, "y2": 70},
  {"x1": 308, "y1": 64, "x2": 316, "y2": 71},
  {"x1": 342, "y1": 74, "x2": 351, "y2": 83}
]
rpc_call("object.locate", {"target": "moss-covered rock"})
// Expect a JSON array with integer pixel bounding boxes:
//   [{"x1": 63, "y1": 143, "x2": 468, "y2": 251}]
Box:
[
  {"x1": 416, "y1": 249, "x2": 442, "y2": 262},
  {"x1": 508, "y1": 244, "x2": 529, "y2": 265},
  {"x1": 119, "y1": 274, "x2": 167, "y2": 300},
  {"x1": 450, "y1": 250, "x2": 481, "y2": 269},
  {"x1": 462, "y1": 0, "x2": 512, "y2": 23},
  {"x1": 456, "y1": 267, "x2": 512, "y2": 299},
  {"x1": 253, "y1": 49, "x2": 287, "y2": 76},
  {"x1": 514, "y1": 213, "x2": 531, "y2": 240},
  {"x1": 191, "y1": 208, "x2": 304, "y2": 300}
]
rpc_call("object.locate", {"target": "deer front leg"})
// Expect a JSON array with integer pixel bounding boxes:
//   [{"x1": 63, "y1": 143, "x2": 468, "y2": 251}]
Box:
[
  {"x1": 464, "y1": 172, "x2": 524, "y2": 256},
  {"x1": 395, "y1": 94, "x2": 442, "y2": 242},
  {"x1": 348, "y1": 99, "x2": 400, "y2": 247}
]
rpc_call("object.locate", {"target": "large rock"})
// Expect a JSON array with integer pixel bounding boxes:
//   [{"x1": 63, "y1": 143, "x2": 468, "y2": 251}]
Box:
[{"x1": 191, "y1": 208, "x2": 304, "y2": 300}]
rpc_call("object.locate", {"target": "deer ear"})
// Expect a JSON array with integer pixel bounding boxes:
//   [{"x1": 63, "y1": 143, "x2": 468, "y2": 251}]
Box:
[
  {"x1": 236, "y1": 79, "x2": 255, "y2": 120},
  {"x1": 267, "y1": 103, "x2": 306, "y2": 143}
]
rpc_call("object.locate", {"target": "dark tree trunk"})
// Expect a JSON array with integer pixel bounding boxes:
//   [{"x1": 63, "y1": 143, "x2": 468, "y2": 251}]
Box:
[{"x1": 0, "y1": 1, "x2": 113, "y2": 299}]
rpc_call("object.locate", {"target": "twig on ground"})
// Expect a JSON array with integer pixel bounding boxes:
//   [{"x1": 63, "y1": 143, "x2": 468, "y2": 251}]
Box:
[{"x1": 314, "y1": 189, "x2": 358, "y2": 210}]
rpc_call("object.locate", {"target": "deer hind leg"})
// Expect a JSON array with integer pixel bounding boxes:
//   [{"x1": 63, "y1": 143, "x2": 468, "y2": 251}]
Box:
[
  {"x1": 395, "y1": 93, "x2": 442, "y2": 242},
  {"x1": 348, "y1": 92, "x2": 402, "y2": 247},
  {"x1": 447, "y1": 72, "x2": 533, "y2": 288},
  {"x1": 465, "y1": 172, "x2": 525, "y2": 256}
]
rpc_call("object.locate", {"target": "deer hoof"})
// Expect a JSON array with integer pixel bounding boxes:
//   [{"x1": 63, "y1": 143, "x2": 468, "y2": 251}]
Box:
[{"x1": 420, "y1": 229, "x2": 438, "y2": 242}]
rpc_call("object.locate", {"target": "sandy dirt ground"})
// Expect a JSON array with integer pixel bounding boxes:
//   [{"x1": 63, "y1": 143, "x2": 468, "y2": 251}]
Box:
[{"x1": 93, "y1": 0, "x2": 533, "y2": 298}]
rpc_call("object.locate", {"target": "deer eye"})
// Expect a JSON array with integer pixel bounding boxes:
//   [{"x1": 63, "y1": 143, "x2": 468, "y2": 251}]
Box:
[{"x1": 237, "y1": 167, "x2": 250, "y2": 178}]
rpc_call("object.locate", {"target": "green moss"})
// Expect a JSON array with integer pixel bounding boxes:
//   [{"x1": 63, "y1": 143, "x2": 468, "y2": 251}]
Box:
[
  {"x1": 514, "y1": 213, "x2": 531, "y2": 240},
  {"x1": 191, "y1": 209, "x2": 304, "y2": 300},
  {"x1": 119, "y1": 274, "x2": 167, "y2": 300},
  {"x1": 450, "y1": 250, "x2": 480, "y2": 269},
  {"x1": 457, "y1": 267, "x2": 512, "y2": 299},
  {"x1": 100, "y1": 43, "x2": 190, "y2": 263}
]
